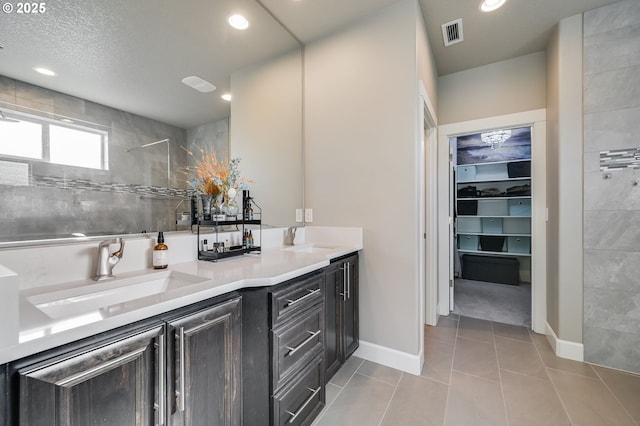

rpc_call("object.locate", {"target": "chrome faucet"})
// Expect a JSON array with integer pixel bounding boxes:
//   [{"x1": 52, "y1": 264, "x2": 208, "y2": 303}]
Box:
[
  {"x1": 284, "y1": 226, "x2": 298, "y2": 246},
  {"x1": 94, "y1": 238, "x2": 125, "y2": 281}
]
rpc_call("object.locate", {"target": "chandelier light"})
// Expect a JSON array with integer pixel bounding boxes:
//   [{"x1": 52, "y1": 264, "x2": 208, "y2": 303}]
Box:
[{"x1": 481, "y1": 129, "x2": 512, "y2": 150}]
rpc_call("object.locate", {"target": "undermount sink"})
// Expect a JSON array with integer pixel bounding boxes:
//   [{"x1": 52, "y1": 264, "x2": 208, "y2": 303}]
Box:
[
  {"x1": 282, "y1": 243, "x2": 340, "y2": 254},
  {"x1": 28, "y1": 270, "x2": 209, "y2": 319}
]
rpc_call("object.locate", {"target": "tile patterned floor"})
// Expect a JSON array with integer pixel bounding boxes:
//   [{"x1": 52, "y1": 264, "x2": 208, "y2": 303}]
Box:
[{"x1": 312, "y1": 315, "x2": 640, "y2": 426}]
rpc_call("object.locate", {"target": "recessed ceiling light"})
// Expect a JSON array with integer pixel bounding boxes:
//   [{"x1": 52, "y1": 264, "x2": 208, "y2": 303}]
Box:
[
  {"x1": 34, "y1": 66, "x2": 56, "y2": 76},
  {"x1": 480, "y1": 0, "x2": 506, "y2": 12},
  {"x1": 181, "y1": 76, "x2": 216, "y2": 93},
  {"x1": 228, "y1": 14, "x2": 249, "y2": 30},
  {"x1": 221, "y1": 93, "x2": 232, "y2": 101}
]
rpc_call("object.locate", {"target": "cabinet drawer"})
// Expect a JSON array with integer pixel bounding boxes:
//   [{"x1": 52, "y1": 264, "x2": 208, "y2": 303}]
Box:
[
  {"x1": 272, "y1": 355, "x2": 325, "y2": 426},
  {"x1": 271, "y1": 274, "x2": 323, "y2": 325},
  {"x1": 272, "y1": 305, "x2": 324, "y2": 390}
]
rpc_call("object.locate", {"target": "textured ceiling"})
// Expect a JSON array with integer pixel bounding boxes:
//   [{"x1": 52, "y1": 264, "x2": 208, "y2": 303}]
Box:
[
  {"x1": 0, "y1": 0, "x2": 299, "y2": 129},
  {"x1": 0, "y1": 0, "x2": 624, "y2": 129}
]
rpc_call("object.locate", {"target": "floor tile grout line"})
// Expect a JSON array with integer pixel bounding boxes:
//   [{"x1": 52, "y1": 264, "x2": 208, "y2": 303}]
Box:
[
  {"x1": 441, "y1": 316, "x2": 460, "y2": 426},
  {"x1": 316, "y1": 358, "x2": 365, "y2": 424},
  {"x1": 377, "y1": 372, "x2": 403, "y2": 426},
  {"x1": 528, "y1": 328, "x2": 577, "y2": 425},
  {"x1": 590, "y1": 364, "x2": 640, "y2": 426},
  {"x1": 355, "y1": 371, "x2": 399, "y2": 387},
  {"x1": 491, "y1": 320, "x2": 511, "y2": 426}
]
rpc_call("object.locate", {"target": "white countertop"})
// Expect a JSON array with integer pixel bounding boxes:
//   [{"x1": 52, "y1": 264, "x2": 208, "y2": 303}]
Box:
[{"x1": 0, "y1": 241, "x2": 360, "y2": 365}]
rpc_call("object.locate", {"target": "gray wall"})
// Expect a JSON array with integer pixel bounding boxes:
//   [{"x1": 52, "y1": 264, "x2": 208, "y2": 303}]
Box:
[
  {"x1": 437, "y1": 52, "x2": 546, "y2": 125},
  {"x1": 583, "y1": 0, "x2": 640, "y2": 374},
  {"x1": 545, "y1": 14, "x2": 584, "y2": 345},
  {"x1": 0, "y1": 76, "x2": 187, "y2": 241},
  {"x1": 305, "y1": 0, "x2": 436, "y2": 357}
]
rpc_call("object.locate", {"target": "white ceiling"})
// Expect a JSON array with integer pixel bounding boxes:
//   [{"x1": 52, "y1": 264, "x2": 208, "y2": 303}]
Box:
[
  {"x1": 265, "y1": 0, "x2": 622, "y2": 75},
  {"x1": 0, "y1": 0, "x2": 623, "y2": 129}
]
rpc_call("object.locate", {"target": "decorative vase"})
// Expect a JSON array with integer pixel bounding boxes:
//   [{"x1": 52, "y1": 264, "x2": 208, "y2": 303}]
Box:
[
  {"x1": 226, "y1": 197, "x2": 239, "y2": 219},
  {"x1": 200, "y1": 194, "x2": 213, "y2": 220}
]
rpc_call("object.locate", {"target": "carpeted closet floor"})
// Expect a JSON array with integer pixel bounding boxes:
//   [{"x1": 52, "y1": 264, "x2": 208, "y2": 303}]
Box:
[{"x1": 452, "y1": 278, "x2": 531, "y2": 327}]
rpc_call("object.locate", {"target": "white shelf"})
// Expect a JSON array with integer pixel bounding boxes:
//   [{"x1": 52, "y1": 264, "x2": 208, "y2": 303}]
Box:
[
  {"x1": 457, "y1": 196, "x2": 531, "y2": 201},
  {"x1": 456, "y1": 232, "x2": 530, "y2": 237},
  {"x1": 458, "y1": 249, "x2": 531, "y2": 257},
  {"x1": 457, "y1": 176, "x2": 531, "y2": 184},
  {"x1": 458, "y1": 215, "x2": 531, "y2": 218}
]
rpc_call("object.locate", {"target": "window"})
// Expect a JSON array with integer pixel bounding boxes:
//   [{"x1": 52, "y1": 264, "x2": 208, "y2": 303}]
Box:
[{"x1": 0, "y1": 110, "x2": 108, "y2": 170}]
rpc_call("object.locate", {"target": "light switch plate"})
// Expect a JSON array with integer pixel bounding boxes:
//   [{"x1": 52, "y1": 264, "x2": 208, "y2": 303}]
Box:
[
  {"x1": 304, "y1": 208, "x2": 313, "y2": 223},
  {"x1": 295, "y1": 209, "x2": 303, "y2": 222}
]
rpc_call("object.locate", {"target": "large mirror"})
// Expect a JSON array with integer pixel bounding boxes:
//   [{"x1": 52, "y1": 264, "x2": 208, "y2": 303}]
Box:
[{"x1": 0, "y1": 0, "x2": 302, "y2": 244}]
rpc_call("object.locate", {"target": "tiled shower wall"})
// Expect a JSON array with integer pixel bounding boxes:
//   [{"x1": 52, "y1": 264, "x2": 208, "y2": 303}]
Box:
[
  {"x1": 0, "y1": 76, "x2": 189, "y2": 241},
  {"x1": 583, "y1": 0, "x2": 640, "y2": 374}
]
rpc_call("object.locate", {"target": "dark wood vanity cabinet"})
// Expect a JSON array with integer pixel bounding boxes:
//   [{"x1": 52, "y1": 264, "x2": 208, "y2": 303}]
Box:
[
  {"x1": 324, "y1": 253, "x2": 359, "y2": 382},
  {"x1": 17, "y1": 324, "x2": 164, "y2": 426},
  {"x1": 7, "y1": 294, "x2": 242, "y2": 426},
  {"x1": 243, "y1": 271, "x2": 326, "y2": 426},
  {"x1": 166, "y1": 297, "x2": 242, "y2": 426}
]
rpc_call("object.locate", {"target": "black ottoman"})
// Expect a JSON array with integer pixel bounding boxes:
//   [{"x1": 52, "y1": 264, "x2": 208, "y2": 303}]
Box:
[{"x1": 461, "y1": 254, "x2": 520, "y2": 285}]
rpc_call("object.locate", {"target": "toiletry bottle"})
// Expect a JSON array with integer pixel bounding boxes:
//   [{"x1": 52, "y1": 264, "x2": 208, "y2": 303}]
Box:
[
  {"x1": 153, "y1": 232, "x2": 168, "y2": 269},
  {"x1": 249, "y1": 230, "x2": 254, "y2": 248}
]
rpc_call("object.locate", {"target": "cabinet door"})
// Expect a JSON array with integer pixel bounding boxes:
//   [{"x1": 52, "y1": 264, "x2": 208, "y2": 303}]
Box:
[
  {"x1": 323, "y1": 264, "x2": 341, "y2": 381},
  {"x1": 341, "y1": 256, "x2": 359, "y2": 359},
  {"x1": 168, "y1": 296, "x2": 242, "y2": 426},
  {"x1": 18, "y1": 325, "x2": 164, "y2": 426}
]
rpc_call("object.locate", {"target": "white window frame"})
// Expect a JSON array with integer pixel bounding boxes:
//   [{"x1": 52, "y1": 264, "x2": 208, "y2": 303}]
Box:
[{"x1": 0, "y1": 109, "x2": 109, "y2": 170}]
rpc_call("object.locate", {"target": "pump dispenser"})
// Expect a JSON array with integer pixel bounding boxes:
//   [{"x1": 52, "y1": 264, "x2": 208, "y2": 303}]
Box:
[{"x1": 153, "y1": 232, "x2": 168, "y2": 269}]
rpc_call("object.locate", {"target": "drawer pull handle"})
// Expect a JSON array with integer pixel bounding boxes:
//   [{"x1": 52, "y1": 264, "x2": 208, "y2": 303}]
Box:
[
  {"x1": 285, "y1": 330, "x2": 322, "y2": 356},
  {"x1": 285, "y1": 288, "x2": 320, "y2": 307},
  {"x1": 286, "y1": 386, "x2": 321, "y2": 423}
]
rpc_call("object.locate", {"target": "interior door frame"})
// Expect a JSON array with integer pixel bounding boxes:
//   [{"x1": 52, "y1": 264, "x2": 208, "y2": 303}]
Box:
[
  {"x1": 419, "y1": 82, "x2": 438, "y2": 329},
  {"x1": 435, "y1": 109, "x2": 547, "y2": 334}
]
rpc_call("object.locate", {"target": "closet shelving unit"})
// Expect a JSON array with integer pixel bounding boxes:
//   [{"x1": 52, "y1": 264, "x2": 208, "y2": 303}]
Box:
[{"x1": 455, "y1": 160, "x2": 532, "y2": 257}]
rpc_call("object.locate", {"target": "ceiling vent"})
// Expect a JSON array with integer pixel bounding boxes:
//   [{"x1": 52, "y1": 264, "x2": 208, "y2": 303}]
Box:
[{"x1": 441, "y1": 18, "x2": 463, "y2": 47}]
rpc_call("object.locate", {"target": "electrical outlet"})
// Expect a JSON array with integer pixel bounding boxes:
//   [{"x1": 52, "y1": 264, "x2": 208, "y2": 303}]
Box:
[
  {"x1": 295, "y1": 209, "x2": 303, "y2": 222},
  {"x1": 304, "y1": 208, "x2": 313, "y2": 223}
]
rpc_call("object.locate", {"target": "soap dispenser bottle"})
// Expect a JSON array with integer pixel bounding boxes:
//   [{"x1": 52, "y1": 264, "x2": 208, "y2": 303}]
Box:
[{"x1": 153, "y1": 232, "x2": 168, "y2": 269}]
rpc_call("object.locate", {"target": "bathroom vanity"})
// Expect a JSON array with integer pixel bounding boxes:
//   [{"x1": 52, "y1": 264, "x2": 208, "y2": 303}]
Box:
[{"x1": 0, "y1": 228, "x2": 362, "y2": 425}]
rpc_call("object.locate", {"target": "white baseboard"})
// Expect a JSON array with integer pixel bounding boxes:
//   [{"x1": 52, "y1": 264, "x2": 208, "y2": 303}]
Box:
[
  {"x1": 353, "y1": 340, "x2": 423, "y2": 375},
  {"x1": 545, "y1": 322, "x2": 584, "y2": 362}
]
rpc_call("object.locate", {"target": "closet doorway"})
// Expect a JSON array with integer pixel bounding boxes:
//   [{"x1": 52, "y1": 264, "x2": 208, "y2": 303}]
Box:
[
  {"x1": 435, "y1": 110, "x2": 547, "y2": 334},
  {"x1": 452, "y1": 127, "x2": 532, "y2": 327}
]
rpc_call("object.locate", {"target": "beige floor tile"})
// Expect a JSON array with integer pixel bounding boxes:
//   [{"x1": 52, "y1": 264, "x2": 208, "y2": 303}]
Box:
[
  {"x1": 492, "y1": 321, "x2": 531, "y2": 342},
  {"x1": 501, "y1": 369, "x2": 572, "y2": 426},
  {"x1": 317, "y1": 373, "x2": 395, "y2": 426},
  {"x1": 425, "y1": 316, "x2": 458, "y2": 344},
  {"x1": 357, "y1": 360, "x2": 402, "y2": 386},
  {"x1": 495, "y1": 336, "x2": 547, "y2": 379},
  {"x1": 453, "y1": 336, "x2": 499, "y2": 382},
  {"x1": 529, "y1": 332, "x2": 599, "y2": 378},
  {"x1": 444, "y1": 371, "x2": 507, "y2": 426},
  {"x1": 422, "y1": 336, "x2": 455, "y2": 384},
  {"x1": 548, "y1": 368, "x2": 636, "y2": 426},
  {"x1": 328, "y1": 356, "x2": 364, "y2": 387},
  {"x1": 593, "y1": 365, "x2": 640, "y2": 423},
  {"x1": 457, "y1": 316, "x2": 493, "y2": 343},
  {"x1": 380, "y1": 374, "x2": 448, "y2": 426},
  {"x1": 311, "y1": 383, "x2": 342, "y2": 426}
]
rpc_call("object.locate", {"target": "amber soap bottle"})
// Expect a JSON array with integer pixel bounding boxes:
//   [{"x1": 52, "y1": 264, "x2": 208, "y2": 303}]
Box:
[{"x1": 153, "y1": 232, "x2": 168, "y2": 269}]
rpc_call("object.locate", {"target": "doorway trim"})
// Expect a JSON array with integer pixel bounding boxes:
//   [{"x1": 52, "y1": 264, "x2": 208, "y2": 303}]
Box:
[
  {"x1": 419, "y1": 82, "x2": 438, "y2": 328},
  {"x1": 435, "y1": 109, "x2": 547, "y2": 333}
]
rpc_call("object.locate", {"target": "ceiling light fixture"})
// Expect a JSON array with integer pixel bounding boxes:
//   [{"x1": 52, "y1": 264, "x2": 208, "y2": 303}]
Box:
[
  {"x1": 480, "y1": 0, "x2": 506, "y2": 12},
  {"x1": 221, "y1": 93, "x2": 232, "y2": 101},
  {"x1": 227, "y1": 14, "x2": 249, "y2": 30},
  {"x1": 181, "y1": 76, "x2": 216, "y2": 93},
  {"x1": 33, "y1": 66, "x2": 56, "y2": 76},
  {"x1": 481, "y1": 129, "x2": 511, "y2": 150}
]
